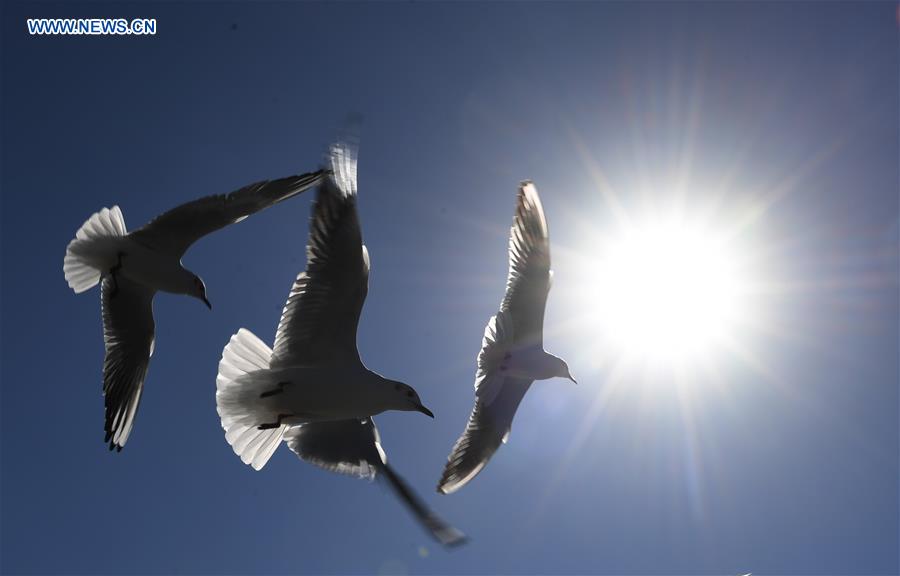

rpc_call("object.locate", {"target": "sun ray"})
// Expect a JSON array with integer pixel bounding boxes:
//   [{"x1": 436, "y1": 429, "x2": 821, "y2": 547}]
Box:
[
  {"x1": 564, "y1": 120, "x2": 632, "y2": 229},
  {"x1": 525, "y1": 357, "x2": 631, "y2": 530}
]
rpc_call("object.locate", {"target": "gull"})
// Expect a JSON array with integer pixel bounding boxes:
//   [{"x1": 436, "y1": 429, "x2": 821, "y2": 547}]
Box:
[
  {"x1": 63, "y1": 169, "x2": 325, "y2": 451},
  {"x1": 438, "y1": 181, "x2": 575, "y2": 494},
  {"x1": 216, "y1": 143, "x2": 466, "y2": 547}
]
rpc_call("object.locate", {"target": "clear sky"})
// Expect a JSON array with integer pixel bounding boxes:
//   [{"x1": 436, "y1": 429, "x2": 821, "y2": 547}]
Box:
[{"x1": 1, "y1": 2, "x2": 897, "y2": 574}]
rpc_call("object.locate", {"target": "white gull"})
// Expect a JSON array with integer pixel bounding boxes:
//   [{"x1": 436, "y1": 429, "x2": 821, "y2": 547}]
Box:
[
  {"x1": 216, "y1": 144, "x2": 465, "y2": 547},
  {"x1": 438, "y1": 181, "x2": 575, "y2": 494},
  {"x1": 63, "y1": 170, "x2": 324, "y2": 450}
]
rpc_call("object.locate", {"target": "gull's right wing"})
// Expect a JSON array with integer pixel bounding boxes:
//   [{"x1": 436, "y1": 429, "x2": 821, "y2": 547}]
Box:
[
  {"x1": 130, "y1": 170, "x2": 325, "y2": 258},
  {"x1": 437, "y1": 377, "x2": 532, "y2": 495}
]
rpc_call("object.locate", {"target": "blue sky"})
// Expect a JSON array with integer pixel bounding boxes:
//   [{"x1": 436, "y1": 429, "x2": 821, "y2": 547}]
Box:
[{"x1": 1, "y1": 2, "x2": 897, "y2": 574}]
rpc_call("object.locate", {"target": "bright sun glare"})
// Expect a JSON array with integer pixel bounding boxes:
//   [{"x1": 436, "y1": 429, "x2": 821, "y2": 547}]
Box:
[{"x1": 593, "y1": 214, "x2": 745, "y2": 366}]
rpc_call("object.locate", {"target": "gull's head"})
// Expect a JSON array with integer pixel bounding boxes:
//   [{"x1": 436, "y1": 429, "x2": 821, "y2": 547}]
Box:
[
  {"x1": 389, "y1": 381, "x2": 434, "y2": 418},
  {"x1": 191, "y1": 275, "x2": 211, "y2": 310},
  {"x1": 552, "y1": 355, "x2": 577, "y2": 384}
]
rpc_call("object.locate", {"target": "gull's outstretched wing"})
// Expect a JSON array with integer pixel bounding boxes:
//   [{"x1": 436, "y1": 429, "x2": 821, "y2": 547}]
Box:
[
  {"x1": 130, "y1": 170, "x2": 325, "y2": 258},
  {"x1": 286, "y1": 418, "x2": 467, "y2": 547},
  {"x1": 500, "y1": 181, "x2": 551, "y2": 349},
  {"x1": 270, "y1": 144, "x2": 368, "y2": 367},
  {"x1": 380, "y1": 462, "x2": 468, "y2": 548},
  {"x1": 100, "y1": 275, "x2": 156, "y2": 451},
  {"x1": 437, "y1": 378, "x2": 532, "y2": 495},
  {"x1": 284, "y1": 418, "x2": 384, "y2": 480}
]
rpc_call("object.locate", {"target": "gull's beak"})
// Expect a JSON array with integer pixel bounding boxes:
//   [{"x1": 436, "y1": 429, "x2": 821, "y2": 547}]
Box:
[
  {"x1": 416, "y1": 403, "x2": 435, "y2": 418},
  {"x1": 202, "y1": 295, "x2": 212, "y2": 310}
]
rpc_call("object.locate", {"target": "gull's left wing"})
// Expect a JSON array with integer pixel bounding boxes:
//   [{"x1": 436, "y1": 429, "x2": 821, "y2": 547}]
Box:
[
  {"x1": 500, "y1": 181, "x2": 551, "y2": 349},
  {"x1": 130, "y1": 170, "x2": 325, "y2": 257},
  {"x1": 269, "y1": 144, "x2": 368, "y2": 368},
  {"x1": 284, "y1": 418, "x2": 384, "y2": 480},
  {"x1": 286, "y1": 418, "x2": 467, "y2": 547}
]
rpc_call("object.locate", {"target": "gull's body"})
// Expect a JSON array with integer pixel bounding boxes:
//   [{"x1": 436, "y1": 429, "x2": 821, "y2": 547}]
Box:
[
  {"x1": 438, "y1": 182, "x2": 575, "y2": 495},
  {"x1": 69, "y1": 233, "x2": 197, "y2": 295},
  {"x1": 500, "y1": 344, "x2": 569, "y2": 381},
  {"x1": 229, "y1": 363, "x2": 413, "y2": 426},
  {"x1": 63, "y1": 171, "x2": 325, "y2": 450},
  {"x1": 216, "y1": 144, "x2": 466, "y2": 547}
]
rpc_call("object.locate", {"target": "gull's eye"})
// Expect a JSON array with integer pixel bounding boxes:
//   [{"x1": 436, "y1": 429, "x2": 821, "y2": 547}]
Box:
[
  {"x1": 406, "y1": 391, "x2": 414, "y2": 398},
  {"x1": 394, "y1": 384, "x2": 401, "y2": 391}
]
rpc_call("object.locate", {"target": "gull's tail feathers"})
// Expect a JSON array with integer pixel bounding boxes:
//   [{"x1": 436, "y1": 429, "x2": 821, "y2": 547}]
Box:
[
  {"x1": 63, "y1": 206, "x2": 126, "y2": 293},
  {"x1": 216, "y1": 328, "x2": 287, "y2": 471}
]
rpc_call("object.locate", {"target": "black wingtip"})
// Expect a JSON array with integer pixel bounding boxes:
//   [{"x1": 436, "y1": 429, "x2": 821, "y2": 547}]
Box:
[
  {"x1": 441, "y1": 532, "x2": 470, "y2": 549},
  {"x1": 104, "y1": 429, "x2": 123, "y2": 452}
]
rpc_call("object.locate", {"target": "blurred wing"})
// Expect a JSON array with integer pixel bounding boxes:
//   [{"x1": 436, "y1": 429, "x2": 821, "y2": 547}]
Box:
[
  {"x1": 270, "y1": 145, "x2": 367, "y2": 367},
  {"x1": 437, "y1": 377, "x2": 532, "y2": 494},
  {"x1": 130, "y1": 170, "x2": 325, "y2": 257},
  {"x1": 100, "y1": 276, "x2": 156, "y2": 451},
  {"x1": 286, "y1": 418, "x2": 467, "y2": 547},
  {"x1": 500, "y1": 181, "x2": 551, "y2": 348},
  {"x1": 284, "y1": 417, "x2": 384, "y2": 479},
  {"x1": 380, "y1": 463, "x2": 468, "y2": 548}
]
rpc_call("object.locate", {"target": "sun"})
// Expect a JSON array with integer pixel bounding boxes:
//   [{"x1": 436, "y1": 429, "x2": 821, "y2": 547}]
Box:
[{"x1": 590, "y1": 212, "x2": 746, "y2": 367}]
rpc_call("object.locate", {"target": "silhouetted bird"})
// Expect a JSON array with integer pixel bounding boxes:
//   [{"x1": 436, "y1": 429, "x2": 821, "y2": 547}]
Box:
[
  {"x1": 438, "y1": 181, "x2": 575, "y2": 494},
  {"x1": 216, "y1": 143, "x2": 465, "y2": 547},
  {"x1": 64, "y1": 169, "x2": 324, "y2": 450}
]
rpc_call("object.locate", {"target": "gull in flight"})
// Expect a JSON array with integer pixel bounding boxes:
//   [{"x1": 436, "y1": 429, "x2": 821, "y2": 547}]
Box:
[
  {"x1": 438, "y1": 181, "x2": 575, "y2": 494},
  {"x1": 216, "y1": 144, "x2": 466, "y2": 547},
  {"x1": 63, "y1": 169, "x2": 325, "y2": 451}
]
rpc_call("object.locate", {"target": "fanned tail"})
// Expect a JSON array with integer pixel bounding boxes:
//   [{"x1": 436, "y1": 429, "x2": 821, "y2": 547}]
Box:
[
  {"x1": 216, "y1": 328, "x2": 287, "y2": 470},
  {"x1": 63, "y1": 206, "x2": 126, "y2": 293}
]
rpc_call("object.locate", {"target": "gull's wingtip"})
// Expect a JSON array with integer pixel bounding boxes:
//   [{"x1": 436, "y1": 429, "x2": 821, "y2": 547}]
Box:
[
  {"x1": 519, "y1": 180, "x2": 543, "y2": 205},
  {"x1": 513, "y1": 178, "x2": 548, "y2": 239},
  {"x1": 435, "y1": 469, "x2": 470, "y2": 495},
  {"x1": 326, "y1": 141, "x2": 358, "y2": 198},
  {"x1": 519, "y1": 179, "x2": 538, "y2": 196},
  {"x1": 435, "y1": 526, "x2": 469, "y2": 548}
]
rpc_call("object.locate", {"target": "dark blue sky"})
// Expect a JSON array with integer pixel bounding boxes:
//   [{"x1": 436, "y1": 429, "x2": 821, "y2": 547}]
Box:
[{"x1": 2, "y1": 2, "x2": 897, "y2": 574}]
